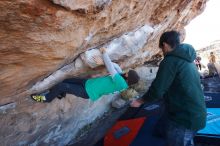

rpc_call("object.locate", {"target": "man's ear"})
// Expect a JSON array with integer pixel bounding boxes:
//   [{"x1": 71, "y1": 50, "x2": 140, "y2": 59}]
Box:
[
  {"x1": 163, "y1": 42, "x2": 168, "y2": 49},
  {"x1": 163, "y1": 42, "x2": 172, "y2": 51}
]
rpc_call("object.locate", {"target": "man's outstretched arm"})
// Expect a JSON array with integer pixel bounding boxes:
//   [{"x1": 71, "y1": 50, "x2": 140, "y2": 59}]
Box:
[{"x1": 130, "y1": 58, "x2": 177, "y2": 107}]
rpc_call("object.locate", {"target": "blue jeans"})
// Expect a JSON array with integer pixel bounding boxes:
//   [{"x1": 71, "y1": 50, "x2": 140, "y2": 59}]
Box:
[
  {"x1": 45, "y1": 78, "x2": 89, "y2": 102},
  {"x1": 166, "y1": 120, "x2": 197, "y2": 146},
  {"x1": 153, "y1": 101, "x2": 197, "y2": 146}
]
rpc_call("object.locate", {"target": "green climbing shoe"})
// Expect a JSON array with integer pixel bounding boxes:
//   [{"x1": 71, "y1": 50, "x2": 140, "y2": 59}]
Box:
[{"x1": 31, "y1": 95, "x2": 47, "y2": 102}]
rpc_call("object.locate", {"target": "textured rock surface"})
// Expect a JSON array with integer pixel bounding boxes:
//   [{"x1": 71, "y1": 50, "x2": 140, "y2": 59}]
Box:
[{"x1": 0, "y1": 0, "x2": 208, "y2": 145}]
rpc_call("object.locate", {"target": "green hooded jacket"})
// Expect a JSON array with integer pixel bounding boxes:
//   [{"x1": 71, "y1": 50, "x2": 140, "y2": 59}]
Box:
[{"x1": 143, "y1": 43, "x2": 206, "y2": 131}]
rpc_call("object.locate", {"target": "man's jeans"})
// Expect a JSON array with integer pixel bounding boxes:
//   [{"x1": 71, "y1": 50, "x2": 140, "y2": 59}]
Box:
[
  {"x1": 166, "y1": 119, "x2": 197, "y2": 146},
  {"x1": 153, "y1": 101, "x2": 197, "y2": 146}
]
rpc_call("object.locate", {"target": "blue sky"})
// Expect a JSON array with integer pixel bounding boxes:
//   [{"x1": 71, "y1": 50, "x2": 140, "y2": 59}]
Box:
[{"x1": 184, "y1": 0, "x2": 220, "y2": 49}]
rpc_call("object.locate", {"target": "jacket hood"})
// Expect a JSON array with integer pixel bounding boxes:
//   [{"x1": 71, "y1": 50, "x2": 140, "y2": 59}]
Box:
[{"x1": 166, "y1": 43, "x2": 196, "y2": 62}]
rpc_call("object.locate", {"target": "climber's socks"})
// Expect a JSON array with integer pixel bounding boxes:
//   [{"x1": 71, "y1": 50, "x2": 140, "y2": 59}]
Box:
[{"x1": 57, "y1": 92, "x2": 66, "y2": 99}]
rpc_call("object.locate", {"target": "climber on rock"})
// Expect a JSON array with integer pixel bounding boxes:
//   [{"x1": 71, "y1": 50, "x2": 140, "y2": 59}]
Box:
[{"x1": 31, "y1": 47, "x2": 140, "y2": 103}]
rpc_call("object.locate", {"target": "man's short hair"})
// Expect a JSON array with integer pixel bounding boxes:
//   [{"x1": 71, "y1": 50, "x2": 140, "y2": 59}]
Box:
[{"x1": 159, "y1": 30, "x2": 180, "y2": 49}]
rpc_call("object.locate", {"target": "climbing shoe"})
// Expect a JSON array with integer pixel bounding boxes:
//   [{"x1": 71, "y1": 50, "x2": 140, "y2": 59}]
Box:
[{"x1": 31, "y1": 95, "x2": 47, "y2": 102}]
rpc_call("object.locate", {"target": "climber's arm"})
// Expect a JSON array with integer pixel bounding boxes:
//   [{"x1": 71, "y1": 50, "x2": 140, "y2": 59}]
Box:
[
  {"x1": 112, "y1": 62, "x2": 123, "y2": 74},
  {"x1": 100, "y1": 48, "x2": 118, "y2": 77}
]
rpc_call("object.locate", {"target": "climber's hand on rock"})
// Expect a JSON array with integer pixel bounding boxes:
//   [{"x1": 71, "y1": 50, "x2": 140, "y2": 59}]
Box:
[
  {"x1": 100, "y1": 47, "x2": 107, "y2": 53},
  {"x1": 93, "y1": 56, "x2": 104, "y2": 65}
]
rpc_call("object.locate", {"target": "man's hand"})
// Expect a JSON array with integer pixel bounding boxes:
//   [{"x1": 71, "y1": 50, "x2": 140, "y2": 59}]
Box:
[
  {"x1": 93, "y1": 56, "x2": 104, "y2": 65},
  {"x1": 130, "y1": 98, "x2": 144, "y2": 107},
  {"x1": 100, "y1": 47, "x2": 107, "y2": 53}
]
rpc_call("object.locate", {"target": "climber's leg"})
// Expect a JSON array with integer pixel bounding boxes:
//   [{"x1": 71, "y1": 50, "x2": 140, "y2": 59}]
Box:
[{"x1": 31, "y1": 81, "x2": 89, "y2": 103}]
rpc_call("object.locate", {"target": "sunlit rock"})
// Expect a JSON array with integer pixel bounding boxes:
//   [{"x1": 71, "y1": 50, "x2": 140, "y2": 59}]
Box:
[{"x1": 0, "y1": 0, "x2": 208, "y2": 145}]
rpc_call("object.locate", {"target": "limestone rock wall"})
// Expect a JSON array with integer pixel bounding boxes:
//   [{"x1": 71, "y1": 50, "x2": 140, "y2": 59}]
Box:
[
  {"x1": 0, "y1": 0, "x2": 207, "y2": 100},
  {"x1": 0, "y1": 0, "x2": 208, "y2": 145}
]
